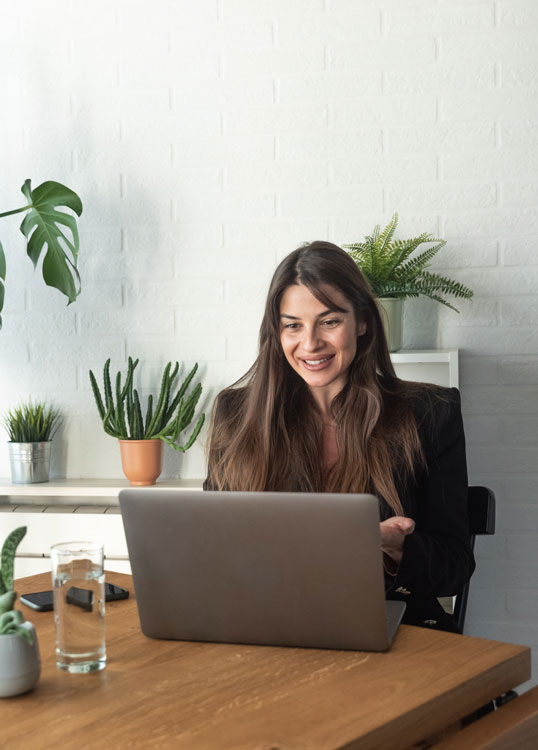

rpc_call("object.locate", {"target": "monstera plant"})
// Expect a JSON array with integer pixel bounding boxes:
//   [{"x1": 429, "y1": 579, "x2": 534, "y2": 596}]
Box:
[{"x1": 0, "y1": 179, "x2": 83, "y2": 329}]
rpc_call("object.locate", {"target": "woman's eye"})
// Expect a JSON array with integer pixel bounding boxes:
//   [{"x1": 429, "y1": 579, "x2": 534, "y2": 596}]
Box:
[
  {"x1": 322, "y1": 318, "x2": 340, "y2": 327},
  {"x1": 284, "y1": 323, "x2": 300, "y2": 330}
]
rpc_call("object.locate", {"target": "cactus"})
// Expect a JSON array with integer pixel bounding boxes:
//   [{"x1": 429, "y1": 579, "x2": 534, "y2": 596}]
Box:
[
  {"x1": 0, "y1": 527, "x2": 33, "y2": 644},
  {"x1": 89, "y1": 357, "x2": 205, "y2": 452}
]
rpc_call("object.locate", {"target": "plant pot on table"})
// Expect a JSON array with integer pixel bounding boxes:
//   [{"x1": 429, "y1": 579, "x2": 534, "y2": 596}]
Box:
[{"x1": 0, "y1": 622, "x2": 41, "y2": 698}]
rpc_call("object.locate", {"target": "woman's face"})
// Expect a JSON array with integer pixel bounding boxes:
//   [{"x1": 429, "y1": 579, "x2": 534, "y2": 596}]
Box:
[{"x1": 279, "y1": 283, "x2": 366, "y2": 404}]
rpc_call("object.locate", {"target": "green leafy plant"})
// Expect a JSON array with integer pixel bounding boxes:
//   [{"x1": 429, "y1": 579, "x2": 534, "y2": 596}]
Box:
[
  {"x1": 0, "y1": 527, "x2": 32, "y2": 644},
  {"x1": 4, "y1": 401, "x2": 61, "y2": 442},
  {"x1": 89, "y1": 357, "x2": 205, "y2": 452},
  {"x1": 0, "y1": 179, "x2": 83, "y2": 329},
  {"x1": 343, "y1": 213, "x2": 473, "y2": 312}
]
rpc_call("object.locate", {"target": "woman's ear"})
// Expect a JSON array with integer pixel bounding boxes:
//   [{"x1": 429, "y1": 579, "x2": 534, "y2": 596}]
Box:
[{"x1": 357, "y1": 322, "x2": 367, "y2": 337}]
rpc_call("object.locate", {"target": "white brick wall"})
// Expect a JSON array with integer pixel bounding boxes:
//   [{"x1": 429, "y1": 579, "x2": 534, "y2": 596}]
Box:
[{"x1": 0, "y1": 0, "x2": 537, "y2": 689}]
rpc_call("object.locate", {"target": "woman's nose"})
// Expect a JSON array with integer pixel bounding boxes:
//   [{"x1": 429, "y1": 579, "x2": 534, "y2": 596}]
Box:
[{"x1": 302, "y1": 326, "x2": 322, "y2": 351}]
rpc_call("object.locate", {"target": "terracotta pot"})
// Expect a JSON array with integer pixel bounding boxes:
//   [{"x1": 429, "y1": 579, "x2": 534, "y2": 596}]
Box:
[{"x1": 119, "y1": 439, "x2": 163, "y2": 486}]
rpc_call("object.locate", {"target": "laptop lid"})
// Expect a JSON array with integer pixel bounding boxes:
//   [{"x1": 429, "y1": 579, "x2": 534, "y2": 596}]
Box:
[{"x1": 119, "y1": 490, "x2": 405, "y2": 652}]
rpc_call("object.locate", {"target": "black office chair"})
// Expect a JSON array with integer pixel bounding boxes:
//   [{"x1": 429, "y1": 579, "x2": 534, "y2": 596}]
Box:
[
  {"x1": 453, "y1": 485, "x2": 496, "y2": 634},
  {"x1": 453, "y1": 486, "x2": 513, "y2": 721},
  {"x1": 452, "y1": 486, "x2": 519, "y2": 720}
]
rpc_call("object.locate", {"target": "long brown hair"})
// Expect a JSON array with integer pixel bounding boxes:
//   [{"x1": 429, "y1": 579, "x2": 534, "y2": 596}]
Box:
[{"x1": 206, "y1": 241, "x2": 427, "y2": 514}]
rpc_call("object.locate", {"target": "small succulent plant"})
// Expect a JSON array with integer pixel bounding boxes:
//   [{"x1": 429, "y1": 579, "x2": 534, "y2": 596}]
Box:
[{"x1": 0, "y1": 527, "x2": 33, "y2": 644}]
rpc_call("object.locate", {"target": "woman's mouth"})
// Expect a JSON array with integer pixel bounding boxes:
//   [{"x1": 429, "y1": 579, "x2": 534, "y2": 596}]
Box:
[{"x1": 300, "y1": 354, "x2": 335, "y2": 370}]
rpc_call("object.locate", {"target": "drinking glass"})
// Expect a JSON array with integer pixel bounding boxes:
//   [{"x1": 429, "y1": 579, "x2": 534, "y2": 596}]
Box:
[{"x1": 50, "y1": 541, "x2": 106, "y2": 673}]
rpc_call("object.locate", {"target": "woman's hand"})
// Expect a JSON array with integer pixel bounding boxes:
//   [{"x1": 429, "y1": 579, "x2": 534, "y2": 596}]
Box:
[{"x1": 379, "y1": 516, "x2": 415, "y2": 567}]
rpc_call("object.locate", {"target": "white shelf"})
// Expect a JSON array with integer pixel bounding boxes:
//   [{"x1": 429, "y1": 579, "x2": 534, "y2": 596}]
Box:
[
  {"x1": 0, "y1": 478, "x2": 204, "y2": 507},
  {"x1": 0, "y1": 478, "x2": 203, "y2": 497},
  {"x1": 390, "y1": 349, "x2": 457, "y2": 364}
]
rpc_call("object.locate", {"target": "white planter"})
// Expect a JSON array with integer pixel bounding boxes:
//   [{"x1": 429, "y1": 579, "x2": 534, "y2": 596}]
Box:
[
  {"x1": 377, "y1": 297, "x2": 404, "y2": 353},
  {"x1": 0, "y1": 622, "x2": 41, "y2": 697}
]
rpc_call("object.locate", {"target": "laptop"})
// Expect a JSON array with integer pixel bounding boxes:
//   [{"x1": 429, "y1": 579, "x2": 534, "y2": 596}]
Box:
[{"x1": 118, "y1": 490, "x2": 406, "y2": 652}]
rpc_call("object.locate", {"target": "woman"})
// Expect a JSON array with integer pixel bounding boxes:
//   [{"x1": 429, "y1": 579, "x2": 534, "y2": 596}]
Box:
[{"x1": 205, "y1": 241, "x2": 475, "y2": 633}]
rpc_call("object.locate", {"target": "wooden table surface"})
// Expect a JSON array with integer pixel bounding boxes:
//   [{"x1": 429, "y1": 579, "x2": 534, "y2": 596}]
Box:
[{"x1": 3, "y1": 572, "x2": 531, "y2": 750}]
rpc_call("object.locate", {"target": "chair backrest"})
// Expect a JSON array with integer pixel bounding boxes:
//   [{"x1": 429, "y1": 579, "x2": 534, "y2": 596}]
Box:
[
  {"x1": 453, "y1": 486, "x2": 496, "y2": 633},
  {"x1": 468, "y1": 485, "x2": 496, "y2": 537}
]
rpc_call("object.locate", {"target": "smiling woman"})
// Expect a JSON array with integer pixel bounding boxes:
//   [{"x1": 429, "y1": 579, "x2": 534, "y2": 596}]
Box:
[{"x1": 204, "y1": 241, "x2": 475, "y2": 634}]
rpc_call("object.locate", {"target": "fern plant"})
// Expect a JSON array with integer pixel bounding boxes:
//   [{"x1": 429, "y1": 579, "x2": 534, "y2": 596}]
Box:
[
  {"x1": 89, "y1": 357, "x2": 205, "y2": 453},
  {"x1": 343, "y1": 213, "x2": 473, "y2": 312},
  {"x1": 4, "y1": 401, "x2": 61, "y2": 442}
]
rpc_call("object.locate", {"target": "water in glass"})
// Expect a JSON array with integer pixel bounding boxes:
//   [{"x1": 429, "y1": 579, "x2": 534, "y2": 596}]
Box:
[{"x1": 51, "y1": 543, "x2": 106, "y2": 673}]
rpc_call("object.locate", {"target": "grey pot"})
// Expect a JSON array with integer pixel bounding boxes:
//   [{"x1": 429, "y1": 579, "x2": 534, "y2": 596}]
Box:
[
  {"x1": 8, "y1": 441, "x2": 51, "y2": 484},
  {"x1": 377, "y1": 297, "x2": 404, "y2": 353},
  {"x1": 0, "y1": 622, "x2": 41, "y2": 698}
]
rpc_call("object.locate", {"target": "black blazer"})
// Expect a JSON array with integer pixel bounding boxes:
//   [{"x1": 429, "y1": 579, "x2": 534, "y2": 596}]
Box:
[
  {"x1": 382, "y1": 387, "x2": 475, "y2": 633},
  {"x1": 204, "y1": 386, "x2": 475, "y2": 634}
]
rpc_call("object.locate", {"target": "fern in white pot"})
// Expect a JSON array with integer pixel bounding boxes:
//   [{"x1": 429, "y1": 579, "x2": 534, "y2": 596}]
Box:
[{"x1": 343, "y1": 213, "x2": 473, "y2": 351}]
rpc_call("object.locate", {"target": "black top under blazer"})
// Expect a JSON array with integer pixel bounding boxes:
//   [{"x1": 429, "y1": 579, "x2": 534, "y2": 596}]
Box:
[{"x1": 204, "y1": 386, "x2": 475, "y2": 634}]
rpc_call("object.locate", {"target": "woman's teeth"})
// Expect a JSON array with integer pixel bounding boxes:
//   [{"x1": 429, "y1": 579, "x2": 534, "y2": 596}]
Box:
[{"x1": 304, "y1": 356, "x2": 332, "y2": 364}]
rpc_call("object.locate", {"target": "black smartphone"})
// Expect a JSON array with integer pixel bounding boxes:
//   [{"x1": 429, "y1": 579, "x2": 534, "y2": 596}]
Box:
[
  {"x1": 19, "y1": 590, "x2": 54, "y2": 612},
  {"x1": 20, "y1": 583, "x2": 129, "y2": 612}
]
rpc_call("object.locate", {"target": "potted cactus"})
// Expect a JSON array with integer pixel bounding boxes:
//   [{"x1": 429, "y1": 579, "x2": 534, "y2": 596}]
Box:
[
  {"x1": 343, "y1": 213, "x2": 473, "y2": 351},
  {"x1": 0, "y1": 527, "x2": 41, "y2": 698},
  {"x1": 90, "y1": 357, "x2": 205, "y2": 486}
]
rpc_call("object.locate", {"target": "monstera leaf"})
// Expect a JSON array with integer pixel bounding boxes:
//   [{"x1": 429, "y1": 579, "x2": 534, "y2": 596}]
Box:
[
  {"x1": 0, "y1": 241, "x2": 5, "y2": 329},
  {"x1": 0, "y1": 179, "x2": 83, "y2": 329},
  {"x1": 20, "y1": 179, "x2": 82, "y2": 305}
]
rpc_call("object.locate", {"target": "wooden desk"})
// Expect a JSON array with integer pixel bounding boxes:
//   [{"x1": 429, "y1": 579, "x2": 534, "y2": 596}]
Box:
[{"x1": 4, "y1": 572, "x2": 531, "y2": 750}]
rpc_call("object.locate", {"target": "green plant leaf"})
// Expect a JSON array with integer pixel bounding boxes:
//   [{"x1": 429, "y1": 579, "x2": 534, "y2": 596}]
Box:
[
  {"x1": 393, "y1": 241, "x2": 446, "y2": 283},
  {"x1": 0, "y1": 590, "x2": 16, "y2": 615},
  {"x1": 19, "y1": 179, "x2": 82, "y2": 306},
  {"x1": 0, "y1": 609, "x2": 32, "y2": 643},
  {"x1": 344, "y1": 214, "x2": 474, "y2": 308},
  {"x1": 377, "y1": 212, "x2": 399, "y2": 255},
  {"x1": 0, "y1": 240, "x2": 5, "y2": 329},
  {"x1": 1, "y1": 526, "x2": 26, "y2": 593}
]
